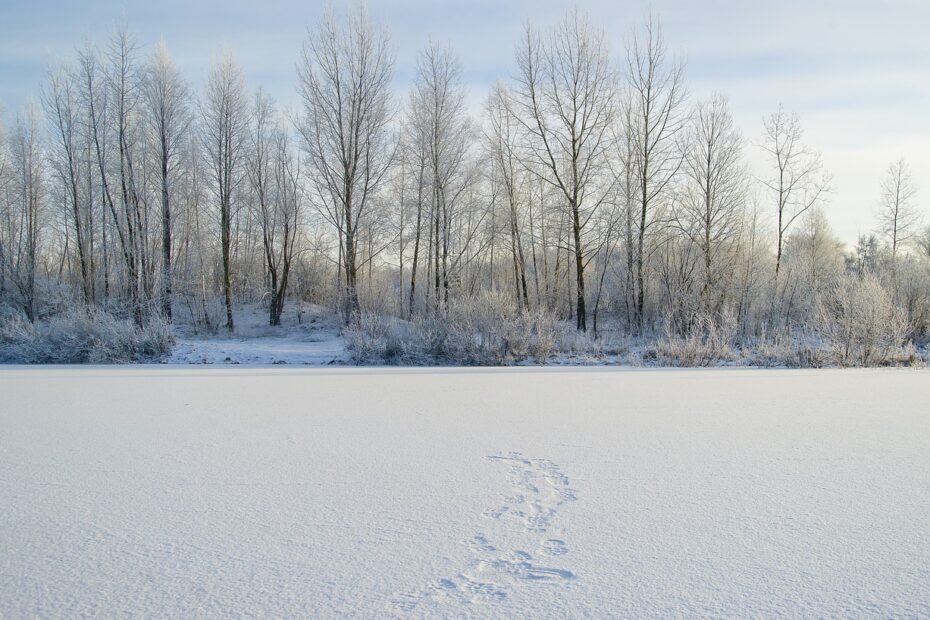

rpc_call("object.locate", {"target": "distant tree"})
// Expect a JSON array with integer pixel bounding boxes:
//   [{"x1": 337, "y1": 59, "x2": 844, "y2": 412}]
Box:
[
  {"x1": 794, "y1": 207, "x2": 843, "y2": 290},
  {"x1": 401, "y1": 101, "x2": 429, "y2": 317},
  {"x1": 201, "y1": 54, "x2": 249, "y2": 332},
  {"x1": 877, "y1": 158, "x2": 920, "y2": 260},
  {"x1": 0, "y1": 111, "x2": 8, "y2": 296},
  {"x1": 410, "y1": 41, "x2": 474, "y2": 308},
  {"x1": 77, "y1": 43, "x2": 118, "y2": 302},
  {"x1": 297, "y1": 3, "x2": 395, "y2": 323},
  {"x1": 247, "y1": 90, "x2": 301, "y2": 326},
  {"x1": 677, "y1": 93, "x2": 745, "y2": 313},
  {"x1": 917, "y1": 227, "x2": 930, "y2": 263},
  {"x1": 43, "y1": 63, "x2": 94, "y2": 304},
  {"x1": 509, "y1": 9, "x2": 617, "y2": 331},
  {"x1": 625, "y1": 15, "x2": 687, "y2": 329},
  {"x1": 108, "y1": 28, "x2": 152, "y2": 324},
  {"x1": 758, "y1": 105, "x2": 830, "y2": 280},
  {"x1": 5, "y1": 105, "x2": 45, "y2": 320},
  {"x1": 143, "y1": 41, "x2": 189, "y2": 320},
  {"x1": 852, "y1": 233, "x2": 880, "y2": 279},
  {"x1": 487, "y1": 83, "x2": 529, "y2": 309}
]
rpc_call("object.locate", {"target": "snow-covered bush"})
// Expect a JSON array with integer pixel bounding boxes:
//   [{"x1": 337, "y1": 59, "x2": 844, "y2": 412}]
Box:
[
  {"x1": 550, "y1": 327, "x2": 604, "y2": 361},
  {"x1": 742, "y1": 335, "x2": 824, "y2": 368},
  {"x1": 344, "y1": 313, "x2": 400, "y2": 363},
  {"x1": 892, "y1": 256, "x2": 930, "y2": 339},
  {"x1": 423, "y1": 291, "x2": 557, "y2": 364},
  {"x1": 652, "y1": 310, "x2": 738, "y2": 366},
  {"x1": 0, "y1": 308, "x2": 174, "y2": 364},
  {"x1": 815, "y1": 274, "x2": 911, "y2": 366},
  {"x1": 346, "y1": 291, "x2": 559, "y2": 365}
]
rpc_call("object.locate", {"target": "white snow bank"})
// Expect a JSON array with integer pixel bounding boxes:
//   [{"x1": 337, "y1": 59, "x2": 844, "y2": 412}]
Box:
[{"x1": 1, "y1": 367, "x2": 928, "y2": 617}]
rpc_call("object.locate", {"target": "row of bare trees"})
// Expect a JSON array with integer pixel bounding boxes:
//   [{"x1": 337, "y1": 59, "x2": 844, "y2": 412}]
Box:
[{"x1": 1, "y1": 5, "x2": 928, "y2": 346}]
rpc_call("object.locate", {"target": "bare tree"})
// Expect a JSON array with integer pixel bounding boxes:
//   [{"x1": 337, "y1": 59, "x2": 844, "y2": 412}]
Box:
[
  {"x1": 5, "y1": 105, "x2": 45, "y2": 320},
  {"x1": 509, "y1": 9, "x2": 616, "y2": 331},
  {"x1": 201, "y1": 54, "x2": 249, "y2": 332},
  {"x1": 143, "y1": 40, "x2": 189, "y2": 320},
  {"x1": 108, "y1": 28, "x2": 151, "y2": 323},
  {"x1": 794, "y1": 207, "x2": 843, "y2": 290},
  {"x1": 676, "y1": 93, "x2": 745, "y2": 313},
  {"x1": 402, "y1": 104, "x2": 429, "y2": 317},
  {"x1": 269, "y1": 127, "x2": 302, "y2": 325},
  {"x1": 43, "y1": 64, "x2": 94, "y2": 304},
  {"x1": 78, "y1": 43, "x2": 120, "y2": 303},
  {"x1": 0, "y1": 111, "x2": 7, "y2": 297},
  {"x1": 410, "y1": 41, "x2": 475, "y2": 308},
  {"x1": 877, "y1": 157, "x2": 920, "y2": 260},
  {"x1": 247, "y1": 90, "x2": 301, "y2": 325},
  {"x1": 758, "y1": 105, "x2": 830, "y2": 280},
  {"x1": 297, "y1": 3, "x2": 395, "y2": 322},
  {"x1": 487, "y1": 83, "x2": 529, "y2": 309},
  {"x1": 388, "y1": 129, "x2": 412, "y2": 316},
  {"x1": 625, "y1": 15, "x2": 687, "y2": 330},
  {"x1": 917, "y1": 227, "x2": 930, "y2": 263},
  {"x1": 5, "y1": 6, "x2": 930, "y2": 364}
]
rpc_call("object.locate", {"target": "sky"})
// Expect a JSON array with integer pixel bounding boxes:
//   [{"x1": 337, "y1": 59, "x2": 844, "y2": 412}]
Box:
[{"x1": 1, "y1": 0, "x2": 929, "y2": 246}]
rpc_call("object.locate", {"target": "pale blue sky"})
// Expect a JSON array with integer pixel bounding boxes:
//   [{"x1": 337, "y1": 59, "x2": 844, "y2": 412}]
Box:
[{"x1": 2, "y1": 0, "x2": 929, "y2": 244}]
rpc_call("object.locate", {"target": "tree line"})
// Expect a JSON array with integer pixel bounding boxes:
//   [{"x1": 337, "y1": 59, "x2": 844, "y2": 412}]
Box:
[{"x1": 1, "y1": 5, "x2": 928, "y2": 352}]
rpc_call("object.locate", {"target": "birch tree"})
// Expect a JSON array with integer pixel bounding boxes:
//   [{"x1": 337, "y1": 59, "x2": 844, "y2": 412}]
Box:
[
  {"x1": 143, "y1": 40, "x2": 189, "y2": 320},
  {"x1": 5, "y1": 105, "x2": 45, "y2": 320},
  {"x1": 410, "y1": 41, "x2": 475, "y2": 308},
  {"x1": 247, "y1": 91, "x2": 301, "y2": 325},
  {"x1": 877, "y1": 157, "x2": 919, "y2": 260},
  {"x1": 297, "y1": 3, "x2": 395, "y2": 322},
  {"x1": 626, "y1": 15, "x2": 687, "y2": 329},
  {"x1": 78, "y1": 44, "x2": 118, "y2": 302},
  {"x1": 0, "y1": 112, "x2": 7, "y2": 297},
  {"x1": 758, "y1": 105, "x2": 830, "y2": 280},
  {"x1": 43, "y1": 64, "x2": 94, "y2": 304},
  {"x1": 108, "y1": 28, "x2": 151, "y2": 323},
  {"x1": 509, "y1": 9, "x2": 616, "y2": 331},
  {"x1": 201, "y1": 54, "x2": 248, "y2": 332},
  {"x1": 487, "y1": 83, "x2": 529, "y2": 308},
  {"x1": 677, "y1": 93, "x2": 745, "y2": 313},
  {"x1": 402, "y1": 103, "x2": 429, "y2": 316}
]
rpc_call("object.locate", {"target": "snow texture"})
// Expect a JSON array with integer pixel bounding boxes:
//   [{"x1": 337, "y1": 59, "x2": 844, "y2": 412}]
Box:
[{"x1": 1, "y1": 367, "x2": 929, "y2": 617}]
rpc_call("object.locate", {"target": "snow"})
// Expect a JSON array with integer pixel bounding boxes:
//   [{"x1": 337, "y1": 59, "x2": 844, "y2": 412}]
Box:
[
  {"x1": 168, "y1": 303, "x2": 349, "y2": 365},
  {"x1": 1, "y1": 366, "x2": 929, "y2": 617},
  {"x1": 169, "y1": 328, "x2": 347, "y2": 365}
]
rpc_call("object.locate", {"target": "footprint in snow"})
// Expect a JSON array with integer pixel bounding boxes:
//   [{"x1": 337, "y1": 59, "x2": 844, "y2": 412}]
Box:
[
  {"x1": 467, "y1": 534, "x2": 496, "y2": 554},
  {"x1": 390, "y1": 452, "x2": 577, "y2": 614},
  {"x1": 541, "y1": 538, "x2": 569, "y2": 556}
]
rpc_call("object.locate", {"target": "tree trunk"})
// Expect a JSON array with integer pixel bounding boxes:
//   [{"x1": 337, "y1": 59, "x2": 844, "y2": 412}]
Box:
[
  {"x1": 161, "y1": 146, "x2": 172, "y2": 320},
  {"x1": 571, "y1": 200, "x2": 586, "y2": 331}
]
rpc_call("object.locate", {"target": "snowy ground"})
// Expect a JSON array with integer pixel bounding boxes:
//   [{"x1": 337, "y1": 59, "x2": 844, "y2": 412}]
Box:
[
  {"x1": 168, "y1": 303, "x2": 349, "y2": 365},
  {"x1": 169, "y1": 327, "x2": 346, "y2": 365},
  {"x1": 2, "y1": 367, "x2": 929, "y2": 618}
]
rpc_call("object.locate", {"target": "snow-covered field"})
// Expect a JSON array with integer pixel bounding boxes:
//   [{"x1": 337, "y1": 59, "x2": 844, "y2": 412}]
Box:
[{"x1": 2, "y1": 367, "x2": 929, "y2": 618}]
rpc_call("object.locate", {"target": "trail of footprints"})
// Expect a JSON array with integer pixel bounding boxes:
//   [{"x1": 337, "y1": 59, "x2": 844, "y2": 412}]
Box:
[{"x1": 392, "y1": 452, "x2": 577, "y2": 612}]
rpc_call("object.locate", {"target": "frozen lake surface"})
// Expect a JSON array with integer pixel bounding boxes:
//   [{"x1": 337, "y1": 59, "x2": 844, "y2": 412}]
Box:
[{"x1": 1, "y1": 367, "x2": 928, "y2": 618}]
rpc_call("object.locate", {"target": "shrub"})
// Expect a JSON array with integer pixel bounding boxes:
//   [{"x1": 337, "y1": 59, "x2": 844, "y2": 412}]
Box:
[
  {"x1": 743, "y1": 336, "x2": 825, "y2": 368},
  {"x1": 346, "y1": 291, "x2": 559, "y2": 365},
  {"x1": 0, "y1": 308, "x2": 174, "y2": 364},
  {"x1": 815, "y1": 274, "x2": 911, "y2": 366},
  {"x1": 654, "y1": 310, "x2": 738, "y2": 366},
  {"x1": 344, "y1": 313, "x2": 399, "y2": 363}
]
